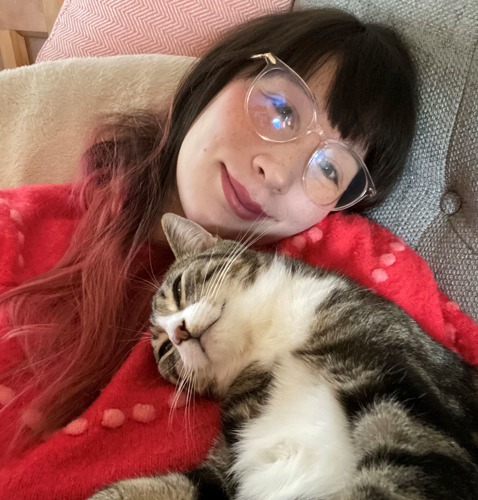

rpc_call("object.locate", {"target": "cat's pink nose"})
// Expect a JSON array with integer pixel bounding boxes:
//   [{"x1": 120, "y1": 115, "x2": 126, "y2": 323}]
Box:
[{"x1": 172, "y1": 320, "x2": 190, "y2": 345}]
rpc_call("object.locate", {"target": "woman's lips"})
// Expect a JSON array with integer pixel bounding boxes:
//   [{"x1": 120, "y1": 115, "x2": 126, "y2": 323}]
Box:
[{"x1": 220, "y1": 164, "x2": 270, "y2": 221}]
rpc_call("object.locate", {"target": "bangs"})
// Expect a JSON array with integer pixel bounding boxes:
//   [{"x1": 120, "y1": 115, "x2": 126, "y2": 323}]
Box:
[
  {"x1": 280, "y1": 23, "x2": 416, "y2": 155},
  {"x1": 326, "y1": 25, "x2": 416, "y2": 153}
]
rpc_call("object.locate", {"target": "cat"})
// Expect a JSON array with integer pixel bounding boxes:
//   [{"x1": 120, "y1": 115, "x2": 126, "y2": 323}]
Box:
[{"x1": 90, "y1": 213, "x2": 478, "y2": 500}]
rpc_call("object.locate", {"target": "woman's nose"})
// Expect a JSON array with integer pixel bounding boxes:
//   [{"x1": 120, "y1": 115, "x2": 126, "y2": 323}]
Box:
[{"x1": 252, "y1": 151, "x2": 301, "y2": 194}]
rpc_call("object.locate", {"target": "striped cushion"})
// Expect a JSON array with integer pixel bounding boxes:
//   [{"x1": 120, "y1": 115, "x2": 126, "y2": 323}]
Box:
[{"x1": 37, "y1": 0, "x2": 291, "y2": 61}]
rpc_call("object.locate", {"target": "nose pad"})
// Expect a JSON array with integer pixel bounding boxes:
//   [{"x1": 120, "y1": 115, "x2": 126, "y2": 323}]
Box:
[{"x1": 172, "y1": 320, "x2": 190, "y2": 345}]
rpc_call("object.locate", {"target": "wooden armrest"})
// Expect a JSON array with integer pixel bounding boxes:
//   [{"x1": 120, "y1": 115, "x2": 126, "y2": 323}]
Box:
[
  {"x1": 0, "y1": 30, "x2": 29, "y2": 68},
  {"x1": 0, "y1": 0, "x2": 64, "y2": 69}
]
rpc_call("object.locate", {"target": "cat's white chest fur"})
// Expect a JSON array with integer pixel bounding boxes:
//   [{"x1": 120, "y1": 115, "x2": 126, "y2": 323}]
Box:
[{"x1": 231, "y1": 357, "x2": 356, "y2": 500}]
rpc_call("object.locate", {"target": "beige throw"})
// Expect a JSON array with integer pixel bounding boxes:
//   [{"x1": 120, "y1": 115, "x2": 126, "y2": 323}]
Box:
[{"x1": 0, "y1": 54, "x2": 195, "y2": 188}]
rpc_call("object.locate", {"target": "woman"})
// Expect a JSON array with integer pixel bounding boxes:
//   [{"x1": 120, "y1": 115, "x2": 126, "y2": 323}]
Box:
[{"x1": 0, "y1": 5, "x2": 421, "y2": 487}]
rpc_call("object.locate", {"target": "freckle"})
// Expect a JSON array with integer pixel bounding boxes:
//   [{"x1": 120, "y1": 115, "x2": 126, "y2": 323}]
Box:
[{"x1": 371, "y1": 268, "x2": 388, "y2": 283}]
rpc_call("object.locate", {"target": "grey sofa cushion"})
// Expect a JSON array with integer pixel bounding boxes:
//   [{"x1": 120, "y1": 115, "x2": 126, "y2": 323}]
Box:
[{"x1": 295, "y1": 0, "x2": 478, "y2": 321}]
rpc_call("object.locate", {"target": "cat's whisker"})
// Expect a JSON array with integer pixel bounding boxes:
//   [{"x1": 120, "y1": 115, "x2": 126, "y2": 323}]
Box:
[
  {"x1": 204, "y1": 230, "x2": 254, "y2": 302},
  {"x1": 202, "y1": 220, "x2": 269, "y2": 304},
  {"x1": 245, "y1": 219, "x2": 271, "y2": 246},
  {"x1": 168, "y1": 364, "x2": 191, "y2": 427},
  {"x1": 184, "y1": 377, "x2": 196, "y2": 441},
  {"x1": 145, "y1": 244, "x2": 164, "y2": 291},
  {"x1": 126, "y1": 274, "x2": 158, "y2": 290},
  {"x1": 199, "y1": 249, "x2": 217, "y2": 309},
  {"x1": 204, "y1": 232, "x2": 260, "y2": 304},
  {"x1": 136, "y1": 336, "x2": 155, "y2": 347},
  {"x1": 201, "y1": 237, "x2": 231, "y2": 304},
  {"x1": 177, "y1": 366, "x2": 197, "y2": 444},
  {"x1": 168, "y1": 388, "x2": 183, "y2": 427},
  {"x1": 126, "y1": 247, "x2": 165, "y2": 293},
  {"x1": 234, "y1": 216, "x2": 269, "y2": 249}
]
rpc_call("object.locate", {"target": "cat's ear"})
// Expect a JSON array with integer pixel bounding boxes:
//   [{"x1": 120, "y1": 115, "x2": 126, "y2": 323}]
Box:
[{"x1": 161, "y1": 213, "x2": 218, "y2": 258}]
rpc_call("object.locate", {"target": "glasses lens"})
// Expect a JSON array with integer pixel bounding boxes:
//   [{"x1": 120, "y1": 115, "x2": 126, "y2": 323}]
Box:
[
  {"x1": 247, "y1": 69, "x2": 315, "y2": 142},
  {"x1": 304, "y1": 145, "x2": 367, "y2": 209}
]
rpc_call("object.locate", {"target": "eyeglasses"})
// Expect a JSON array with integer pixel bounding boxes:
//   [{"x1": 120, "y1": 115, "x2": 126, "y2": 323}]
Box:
[{"x1": 245, "y1": 53, "x2": 376, "y2": 211}]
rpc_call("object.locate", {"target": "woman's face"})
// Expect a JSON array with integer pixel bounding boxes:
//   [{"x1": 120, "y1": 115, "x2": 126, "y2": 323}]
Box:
[{"x1": 174, "y1": 63, "x2": 364, "y2": 244}]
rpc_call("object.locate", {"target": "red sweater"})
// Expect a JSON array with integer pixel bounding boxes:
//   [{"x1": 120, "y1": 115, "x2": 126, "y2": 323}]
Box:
[{"x1": 0, "y1": 183, "x2": 477, "y2": 499}]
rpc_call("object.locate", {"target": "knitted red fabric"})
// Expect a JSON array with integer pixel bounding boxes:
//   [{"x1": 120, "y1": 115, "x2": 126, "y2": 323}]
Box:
[
  {"x1": 0, "y1": 183, "x2": 476, "y2": 499},
  {"x1": 278, "y1": 214, "x2": 478, "y2": 364}
]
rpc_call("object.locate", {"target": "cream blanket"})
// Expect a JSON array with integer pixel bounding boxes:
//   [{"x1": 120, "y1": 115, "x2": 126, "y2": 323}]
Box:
[{"x1": 0, "y1": 54, "x2": 195, "y2": 188}]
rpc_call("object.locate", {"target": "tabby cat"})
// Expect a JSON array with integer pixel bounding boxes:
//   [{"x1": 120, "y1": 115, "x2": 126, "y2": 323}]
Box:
[{"x1": 90, "y1": 213, "x2": 478, "y2": 499}]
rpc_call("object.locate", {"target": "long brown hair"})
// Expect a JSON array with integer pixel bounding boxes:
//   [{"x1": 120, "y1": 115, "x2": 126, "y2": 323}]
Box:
[{"x1": 0, "y1": 7, "x2": 417, "y2": 456}]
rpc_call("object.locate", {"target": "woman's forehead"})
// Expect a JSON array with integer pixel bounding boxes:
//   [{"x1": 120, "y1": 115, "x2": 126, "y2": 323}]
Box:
[{"x1": 306, "y1": 60, "x2": 367, "y2": 157}]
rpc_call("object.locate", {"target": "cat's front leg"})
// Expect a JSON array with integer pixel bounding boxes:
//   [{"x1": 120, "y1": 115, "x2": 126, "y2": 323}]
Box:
[{"x1": 88, "y1": 473, "x2": 197, "y2": 500}]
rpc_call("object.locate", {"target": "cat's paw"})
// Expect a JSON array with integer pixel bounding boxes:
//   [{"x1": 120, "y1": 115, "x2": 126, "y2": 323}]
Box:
[{"x1": 87, "y1": 474, "x2": 197, "y2": 500}]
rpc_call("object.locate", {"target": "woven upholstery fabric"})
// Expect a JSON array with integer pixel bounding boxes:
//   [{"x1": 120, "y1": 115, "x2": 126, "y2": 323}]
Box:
[
  {"x1": 296, "y1": 0, "x2": 478, "y2": 321},
  {"x1": 36, "y1": 0, "x2": 291, "y2": 61}
]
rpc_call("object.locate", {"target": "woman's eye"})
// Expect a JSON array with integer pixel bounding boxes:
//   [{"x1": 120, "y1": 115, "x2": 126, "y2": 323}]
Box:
[
  {"x1": 265, "y1": 93, "x2": 296, "y2": 130},
  {"x1": 172, "y1": 274, "x2": 182, "y2": 307},
  {"x1": 320, "y1": 161, "x2": 339, "y2": 185}
]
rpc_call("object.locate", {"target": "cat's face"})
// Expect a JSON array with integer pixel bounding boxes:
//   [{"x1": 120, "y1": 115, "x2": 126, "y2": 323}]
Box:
[{"x1": 150, "y1": 214, "x2": 268, "y2": 398}]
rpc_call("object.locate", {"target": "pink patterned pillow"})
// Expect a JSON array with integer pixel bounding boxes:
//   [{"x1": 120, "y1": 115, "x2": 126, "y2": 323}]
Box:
[{"x1": 37, "y1": 0, "x2": 292, "y2": 62}]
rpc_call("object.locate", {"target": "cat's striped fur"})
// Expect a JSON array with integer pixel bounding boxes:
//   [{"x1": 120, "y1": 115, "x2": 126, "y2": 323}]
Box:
[{"x1": 90, "y1": 214, "x2": 478, "y2": 499}]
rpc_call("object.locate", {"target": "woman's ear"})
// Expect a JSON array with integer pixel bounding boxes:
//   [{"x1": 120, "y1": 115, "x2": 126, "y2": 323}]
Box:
[{"x1": 161, "y1": 213, "x2": 218, "y2": 258}]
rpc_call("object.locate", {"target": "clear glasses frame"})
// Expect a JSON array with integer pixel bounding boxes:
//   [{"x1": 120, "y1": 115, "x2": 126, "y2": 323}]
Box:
[{"x1": 245, "y1": 52, "x2": 377, "y2": 211}]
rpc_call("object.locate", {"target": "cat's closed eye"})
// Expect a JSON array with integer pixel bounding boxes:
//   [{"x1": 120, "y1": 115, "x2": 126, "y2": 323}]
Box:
[
  {"x1": 172, "y1": 274, "x2": 182, "y2": 308},
  {"x1": 158, "y1": 339, "x2": 173, "y2": 359}
]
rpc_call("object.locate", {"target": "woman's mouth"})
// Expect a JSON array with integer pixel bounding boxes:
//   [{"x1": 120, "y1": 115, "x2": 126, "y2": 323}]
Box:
[{"x1": 220, "y1": 164, "x2": 270, "y2": 221}]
